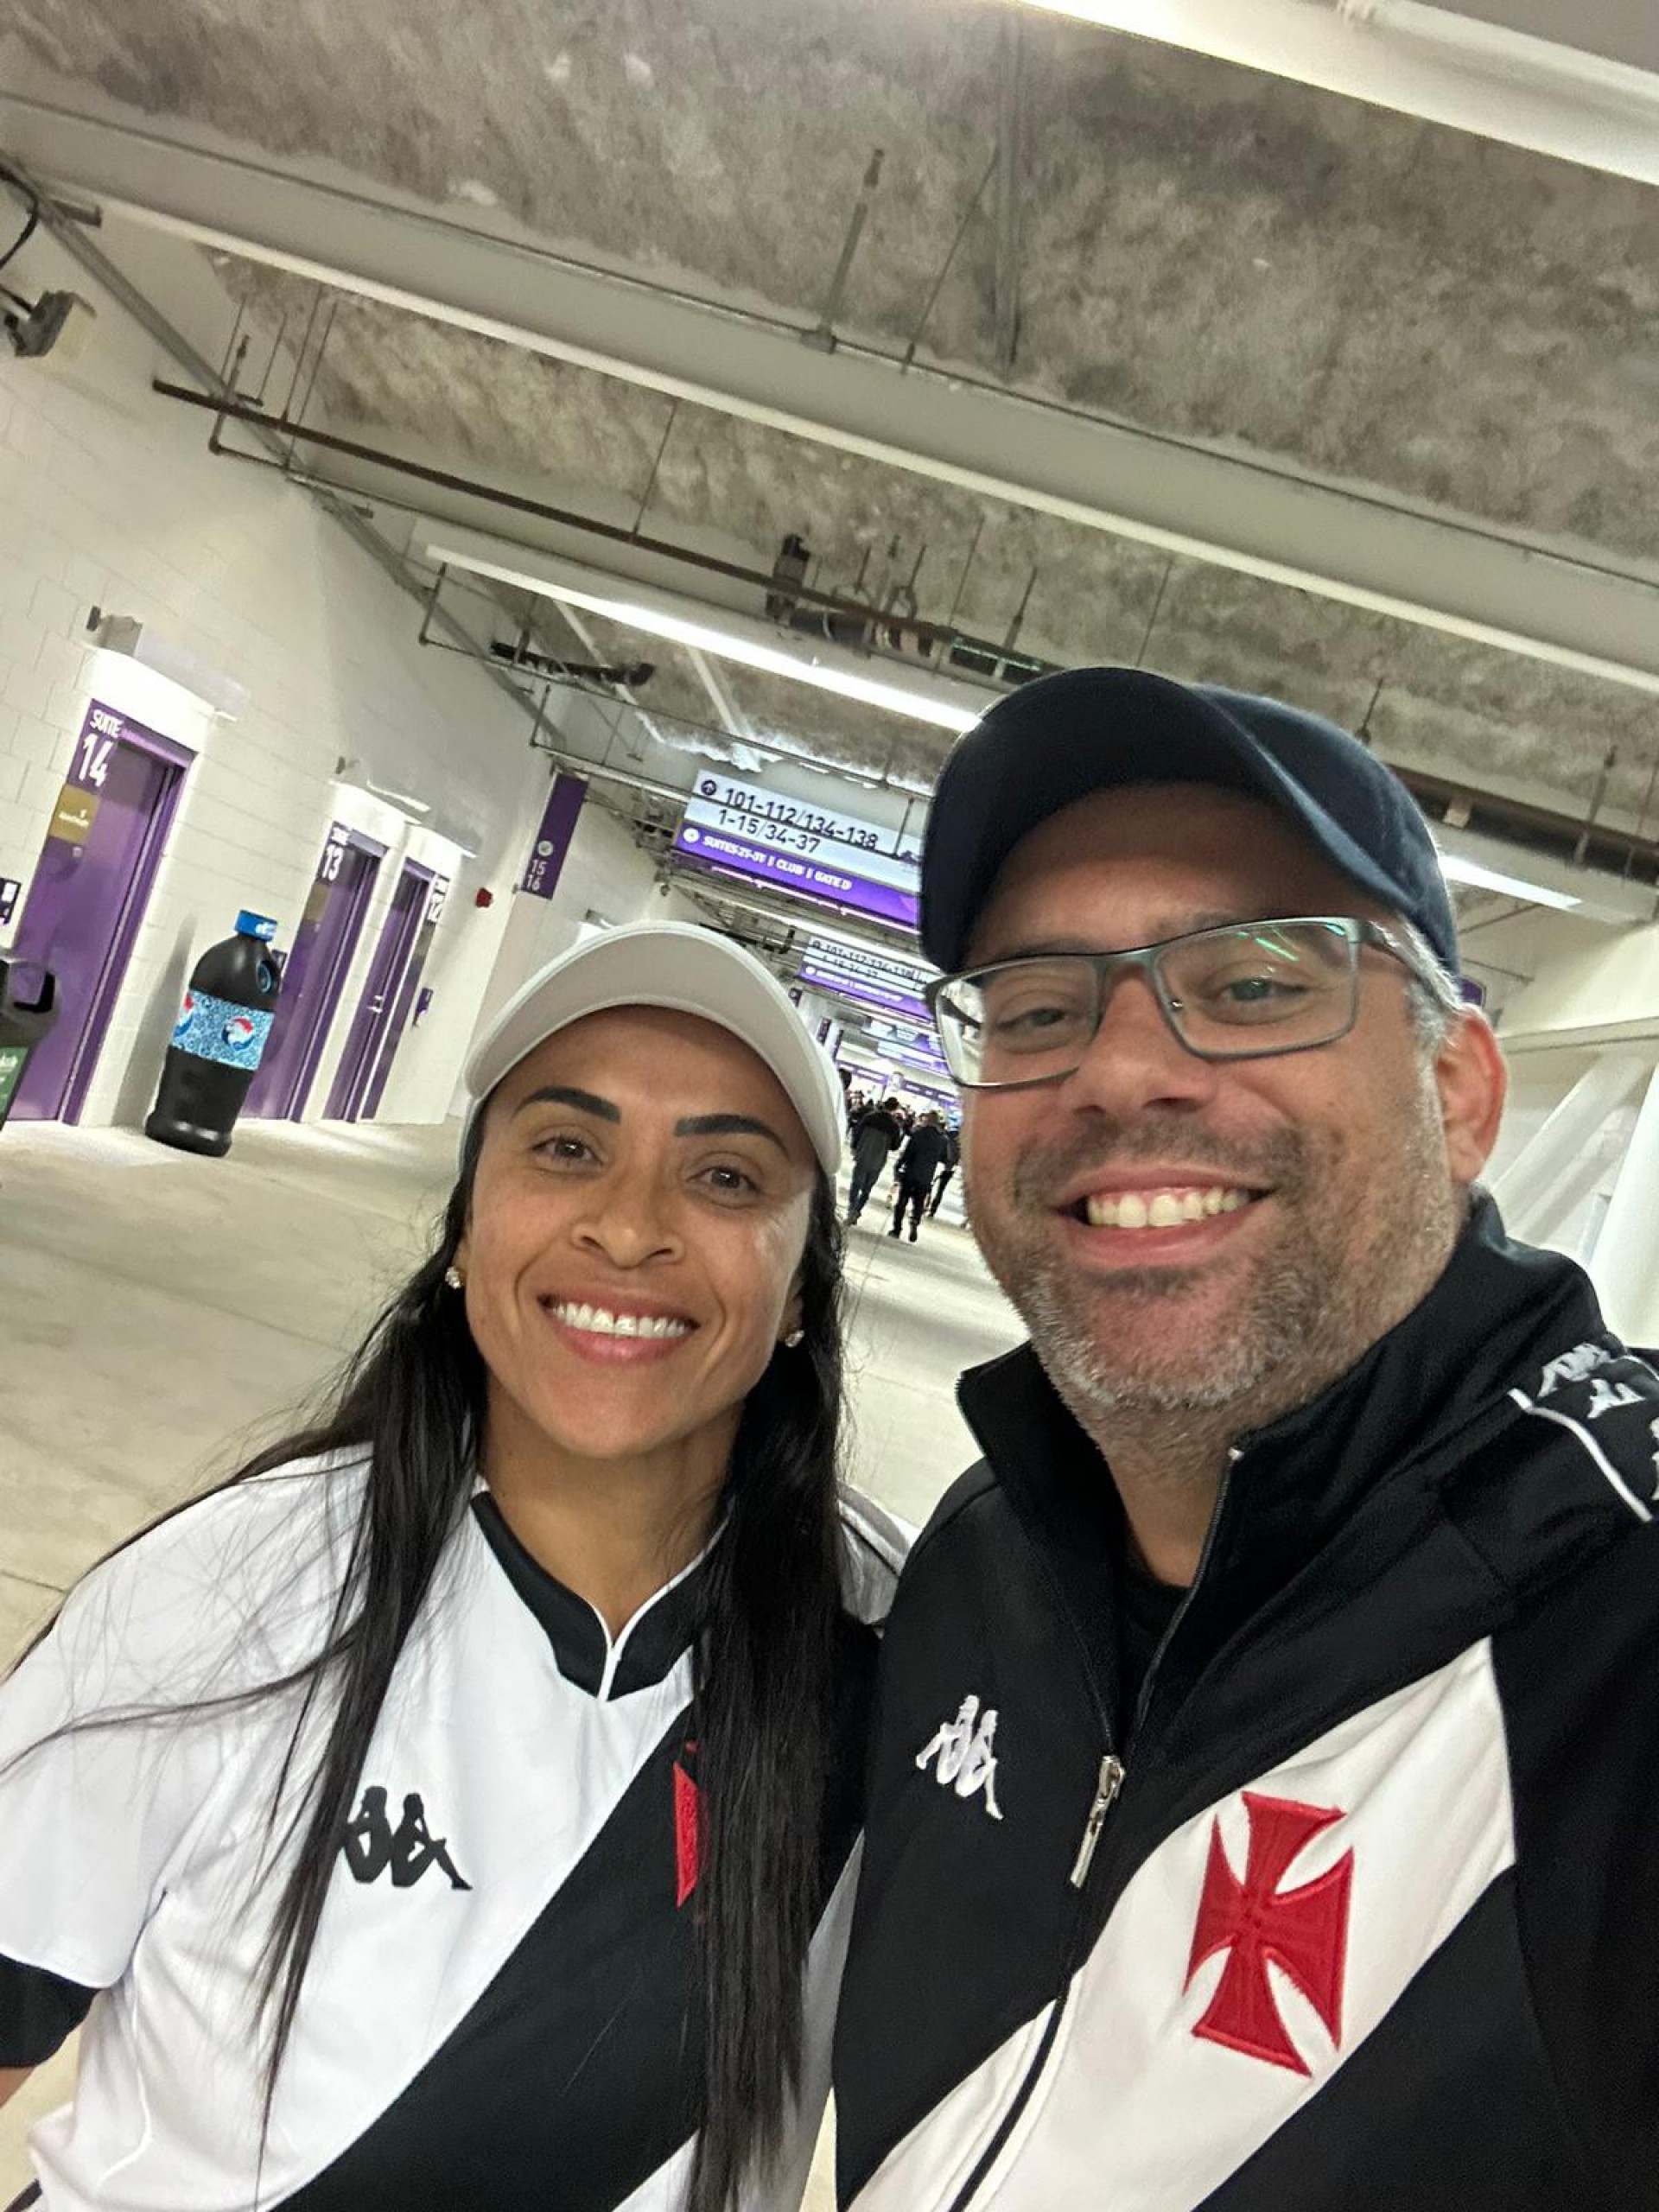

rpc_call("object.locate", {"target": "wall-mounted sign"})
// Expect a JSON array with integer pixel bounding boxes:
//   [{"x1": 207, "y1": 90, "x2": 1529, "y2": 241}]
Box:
[
  {"x1": 72, "y1": 702, "x2": 129, "y2": 793},
  {"x1": 51, "y1": 702, "x2": 171, "y2": 853},
  {"x1": 675, "y1": 775, "x2": 921, "y2": 930},
  {"x1": 48, "y1": 787, "x2": 99, "y2": 849},
  {"x1": 523, "y1": 774, "x2": 588, "y2": 899},
  {"x1": 0, "y1": 877, "x2": 20, "y2": 930},
  {"x1": 320, "y1": 822, "x2": 352, "y2": 882}
]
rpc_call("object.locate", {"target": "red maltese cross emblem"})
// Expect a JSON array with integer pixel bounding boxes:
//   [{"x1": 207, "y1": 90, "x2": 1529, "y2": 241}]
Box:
[
  {"x1": 674, "y1": 1750, "x2": 704, "y2": 1910},
  {"x1": 1185, "y1": 1791, "x2": 1354, "y2": 2075}
]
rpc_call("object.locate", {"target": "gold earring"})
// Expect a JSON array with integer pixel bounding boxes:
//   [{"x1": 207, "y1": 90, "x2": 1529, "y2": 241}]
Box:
[{"x1": 444, "y1": 1265, "x2": 465, "y2": 1290}]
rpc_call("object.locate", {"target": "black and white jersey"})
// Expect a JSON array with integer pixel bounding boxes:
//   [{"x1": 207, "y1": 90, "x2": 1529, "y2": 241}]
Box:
[
  {"x1": 0, "y1": 1459, "x2": 906, "y2": 2210},
  {"x1": 834, "y1": 1198, "x2": 1659, "y2": 2210}
]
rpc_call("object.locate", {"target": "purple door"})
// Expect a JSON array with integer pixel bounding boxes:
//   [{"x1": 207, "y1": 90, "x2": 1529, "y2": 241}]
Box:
[
  {"x1": 324, "y1": 859, "x2": 435, "y2": 1123},
  {"x1": 245, "y1": 823, "x2": 385, "y2": 1122},
  {"x1": 10, "y1": 702, "x2": 192, "y2": 1123},
  {"x1": 359, "y1": 874, "x2": 449, "y2": 1122}
]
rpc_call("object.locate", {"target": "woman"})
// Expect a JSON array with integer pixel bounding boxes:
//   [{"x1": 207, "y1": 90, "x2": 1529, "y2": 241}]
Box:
[{"x1": 0, "y1": 921, "x2": 906, "y2": 2212}]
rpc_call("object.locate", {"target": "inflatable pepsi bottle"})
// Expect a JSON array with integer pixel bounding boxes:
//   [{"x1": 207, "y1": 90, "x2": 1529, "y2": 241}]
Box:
[{"x1": 144, "y1": 912, "x2": 283, "y2": 1157}]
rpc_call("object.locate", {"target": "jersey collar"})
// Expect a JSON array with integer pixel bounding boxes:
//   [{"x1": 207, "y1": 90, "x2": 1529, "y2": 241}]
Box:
[{"x1": 471, "y1": 1493, "x2": 712, "y2": 1699}]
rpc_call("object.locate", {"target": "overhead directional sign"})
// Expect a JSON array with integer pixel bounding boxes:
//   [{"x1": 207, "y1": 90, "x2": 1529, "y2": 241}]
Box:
[
  {"x1": 798, "y1": 936, "x2": 934, "y2": 1023},
  {"x1": 675, "y1": 774, "x2": 921, "y2": 930}
]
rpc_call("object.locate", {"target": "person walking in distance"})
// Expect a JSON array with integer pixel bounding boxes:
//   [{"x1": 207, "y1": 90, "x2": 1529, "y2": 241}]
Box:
[
  {"x1": 926, "y1": 1124, "x2": 961, "y2": 1219},
  {"x1": 848, "y1": 1095, "x2": 903, "y2": 1224},
  {"x1": 888, "y1": 1112, "x2": 950, "y2": 1242},
  {"x1": 834, "y1": 666, "x2": 1659, "y2": 2212}
]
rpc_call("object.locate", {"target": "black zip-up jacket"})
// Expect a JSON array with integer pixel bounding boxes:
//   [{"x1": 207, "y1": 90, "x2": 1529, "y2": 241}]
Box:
[
  {"x1": 834, "y1": 1199, "x2": 1659, "y2": 2210},
  {"x1": 896, "y1": 1123, "x2": 951, "y2": 1192}
]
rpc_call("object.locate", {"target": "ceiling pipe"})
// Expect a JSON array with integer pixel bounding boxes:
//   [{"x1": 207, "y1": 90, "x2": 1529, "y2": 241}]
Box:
[{"x1": 150, "y1": 377, "x2": 1007, "y2": 667}]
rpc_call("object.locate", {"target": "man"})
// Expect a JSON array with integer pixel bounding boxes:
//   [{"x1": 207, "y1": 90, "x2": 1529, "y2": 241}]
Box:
[
  {"x1": 926, "y1": 1122, "x2": 961, "y2": 1217},
  {"x1": 834, "y1": 667, "x2": 1659, "y2": 2210},
  {"x1": 889, "y1": 1110, "x2": 950, "y2": 1242},
  {"x1": 848, "y1": 1093, "x2": 903, "y2": 1223}
]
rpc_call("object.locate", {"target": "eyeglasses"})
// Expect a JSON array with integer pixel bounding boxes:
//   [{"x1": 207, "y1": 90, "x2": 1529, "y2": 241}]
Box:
[{"x1": 927, "y1": 917, "x2": 1433, "y2": 1091}]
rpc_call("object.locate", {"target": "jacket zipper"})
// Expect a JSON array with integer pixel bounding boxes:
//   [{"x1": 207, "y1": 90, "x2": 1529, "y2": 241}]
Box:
[
  {"x1": 1067, "y1": 1752, "x2": 1126, "y2": 1887},
  {"x1": 944, "y1": 1447, "x2": 1243, "y2": 2211}
]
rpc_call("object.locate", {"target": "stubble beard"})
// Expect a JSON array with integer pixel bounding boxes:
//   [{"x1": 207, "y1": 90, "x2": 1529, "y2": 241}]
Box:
[{"x1": 969, "y1": 1090, "x2": 1462, "y2": 1451}]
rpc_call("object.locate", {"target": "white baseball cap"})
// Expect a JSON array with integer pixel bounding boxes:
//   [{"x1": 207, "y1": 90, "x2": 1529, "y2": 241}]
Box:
[{"x1": 462, "y1": 921, "x2": 845, "y2": 1174}]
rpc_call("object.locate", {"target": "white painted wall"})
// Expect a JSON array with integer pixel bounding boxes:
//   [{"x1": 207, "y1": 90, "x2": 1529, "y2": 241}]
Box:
[
  {"x1": 457, "y1": 785, "x2": 701, "y2": 1107},
  {"x1": 0, "y1": 226, "x2": 683, "y2": 1130}
]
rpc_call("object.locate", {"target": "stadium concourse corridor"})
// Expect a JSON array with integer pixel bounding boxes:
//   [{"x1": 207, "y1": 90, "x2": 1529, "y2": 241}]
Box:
[{"x1": 0, "y1": 1115, "x2": 1020, "y2": 2202}]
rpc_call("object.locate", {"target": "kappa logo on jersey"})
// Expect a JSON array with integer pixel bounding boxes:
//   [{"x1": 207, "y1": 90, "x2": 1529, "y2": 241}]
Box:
[
  {"x1": 915, "y1": 1694, "x2": 1004, "y2": 1820},
  {"x1": 1185, "y1": 1791, "x2": 1353, "y2": 2075},
  {"x1": 341, "y1": 1786, "x2": 473, "y2": 1891}
]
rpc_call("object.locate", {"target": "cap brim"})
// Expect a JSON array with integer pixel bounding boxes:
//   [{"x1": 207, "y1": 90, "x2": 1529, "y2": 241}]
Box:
[
  {"x1": 922, "y1": 671, "x2": 1427, "y2": 972},
  {"x1": 463, "y1": 924, "x2": 845, "y2": 1175}
]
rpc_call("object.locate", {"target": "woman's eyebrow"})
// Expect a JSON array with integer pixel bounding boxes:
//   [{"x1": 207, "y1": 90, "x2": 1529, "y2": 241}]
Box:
[
  {"x1": 515, "y1": 1084, "x2": 621, "y2": 1122},
  {"x1": 674, "y1": 1112, "x2": 787, "y2": 1153}
]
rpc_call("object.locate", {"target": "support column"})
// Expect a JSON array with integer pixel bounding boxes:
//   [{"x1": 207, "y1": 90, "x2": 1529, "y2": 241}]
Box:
[
  {"x1": 1491, "y1": 1053, "x2": 1649, "y2": 1244},
  {"x1": 1588, "y1": 1064, "x2": 1659, "y2": 1345}
]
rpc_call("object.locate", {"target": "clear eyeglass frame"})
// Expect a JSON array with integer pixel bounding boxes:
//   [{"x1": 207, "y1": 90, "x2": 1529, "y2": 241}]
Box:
[{"x1": 926, "y1": 915, "x2": 1434, "y2": 1092}]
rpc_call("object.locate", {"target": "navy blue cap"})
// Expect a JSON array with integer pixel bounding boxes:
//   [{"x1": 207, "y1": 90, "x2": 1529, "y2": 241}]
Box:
[{"x1": 920, "y1": 668, "x2": 1459, "y2": 977}]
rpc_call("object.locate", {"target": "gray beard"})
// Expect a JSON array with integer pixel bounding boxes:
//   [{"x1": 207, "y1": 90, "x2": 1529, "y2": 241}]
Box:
[{"x1": 970, "y1": 1094, "x2": 1460, "y2": 1444}]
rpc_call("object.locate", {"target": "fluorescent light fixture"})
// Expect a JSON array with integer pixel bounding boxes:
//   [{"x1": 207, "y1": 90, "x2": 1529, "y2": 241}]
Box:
[
  {"x1": 1436, "y1": 851, "x2": 1580, "y2": 912},
  {"x1": 516, "y1": 579, "x2": 980, "y2": 735},
  {"x1": 334, "y1": 755, "x2": 431, "y2": 818},
  {"x1": 426, "y1": 536, "x2": 983, "y2": 738}
]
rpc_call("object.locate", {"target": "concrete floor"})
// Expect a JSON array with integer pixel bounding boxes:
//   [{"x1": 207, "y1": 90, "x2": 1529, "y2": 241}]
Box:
[{"x1": 0, "y1": 1115, "x2": 1020, "y2": 2202}]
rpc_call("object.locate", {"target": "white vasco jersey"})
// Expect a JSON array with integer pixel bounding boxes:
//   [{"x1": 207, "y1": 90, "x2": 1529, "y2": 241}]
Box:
[{"x1": 0, "y1": 1456, "x2": 906, "y2": 2211}]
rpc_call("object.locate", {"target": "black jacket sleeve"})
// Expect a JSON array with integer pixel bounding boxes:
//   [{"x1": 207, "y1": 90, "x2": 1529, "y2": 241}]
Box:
[{"x1": 1495, "y1": 1524, "x2": 1659, "y2": 2207}]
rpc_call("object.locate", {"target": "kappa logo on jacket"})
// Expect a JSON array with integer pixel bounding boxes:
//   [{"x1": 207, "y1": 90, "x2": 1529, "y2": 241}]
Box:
[
  {"x1": 916, "y1": 1694, "x2": 1004, "y2": 1820},
  {"x1": 1510, "y1": 1338, "x2": 1659, "y2": 1522}
]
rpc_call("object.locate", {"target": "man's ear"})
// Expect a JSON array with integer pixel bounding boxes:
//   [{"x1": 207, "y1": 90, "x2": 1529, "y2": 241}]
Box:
[{"x1": 1435, "y1": 1012, "x2": 1508, "y2": 1185}]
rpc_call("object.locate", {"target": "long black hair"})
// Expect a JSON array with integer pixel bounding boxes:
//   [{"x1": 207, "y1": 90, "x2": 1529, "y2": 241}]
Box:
[{"x1": 10, "y1": 1115, "x2": 848, "y2": 2211}]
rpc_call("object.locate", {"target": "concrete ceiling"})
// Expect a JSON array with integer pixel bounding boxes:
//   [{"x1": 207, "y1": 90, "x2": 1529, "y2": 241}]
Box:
[{"x1": 6, "y1": 0, "x2": 1659, "y2": 868}]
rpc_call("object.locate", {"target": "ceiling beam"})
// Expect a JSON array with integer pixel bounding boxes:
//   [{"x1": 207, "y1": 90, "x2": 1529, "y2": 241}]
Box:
[
  {"x1": 10, "y1": 92, "x2": 1659, "y2": 698},
  {"x1": 1014, "y1": 2, "x2": 1659, "y2": 188}
]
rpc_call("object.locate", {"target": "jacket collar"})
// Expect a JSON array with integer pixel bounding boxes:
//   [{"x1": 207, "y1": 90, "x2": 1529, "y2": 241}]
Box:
[{"x1": 958, "y1": 1193, "x2": 1637, "y2": 1637}]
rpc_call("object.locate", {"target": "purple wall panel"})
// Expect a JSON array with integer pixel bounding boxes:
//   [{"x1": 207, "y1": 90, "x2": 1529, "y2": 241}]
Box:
[
  {"x1": 10, "y1": 702, "x2": 193, "y2": 1123},
  {"x1": 244, "y1": 823, "x2": 385, "y2": 1121},
  {"x1": 325, "y1": 859, "x2": 433, "y2": 1122}
]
